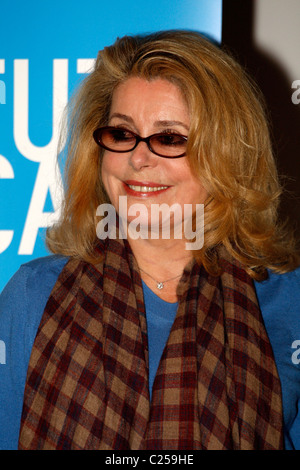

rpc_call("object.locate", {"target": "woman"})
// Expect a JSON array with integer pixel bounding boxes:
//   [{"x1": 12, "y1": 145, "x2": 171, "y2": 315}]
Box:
[{"x1": 0, "y1": 30, "x2": 299, "y2": 450}]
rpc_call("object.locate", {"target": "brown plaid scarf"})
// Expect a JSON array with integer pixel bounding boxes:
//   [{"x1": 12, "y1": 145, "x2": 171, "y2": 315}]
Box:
[{"x1": 18, "y1": 238, "x2": 283, "y2": 450}]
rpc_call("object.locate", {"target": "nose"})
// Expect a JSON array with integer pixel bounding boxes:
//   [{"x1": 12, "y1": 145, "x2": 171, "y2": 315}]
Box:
[{"x1": 128, "y1": 140, "x2": 158, "y2": 171}]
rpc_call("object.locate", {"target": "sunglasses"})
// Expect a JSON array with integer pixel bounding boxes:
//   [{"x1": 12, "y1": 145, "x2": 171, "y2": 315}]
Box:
[{"x1": 93, "y1": 126, "x2": 187, "y2": 158}]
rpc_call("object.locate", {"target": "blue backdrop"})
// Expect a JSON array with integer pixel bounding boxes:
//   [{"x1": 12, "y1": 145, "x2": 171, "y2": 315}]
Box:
[{"x1": 0, "y1": 0, "x2": 222, "y2": 291}]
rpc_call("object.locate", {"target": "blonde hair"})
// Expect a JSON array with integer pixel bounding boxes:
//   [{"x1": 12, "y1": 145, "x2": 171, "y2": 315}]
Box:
[{"x1": 46, "y1": 30, "x2": 299, "y2": 280}]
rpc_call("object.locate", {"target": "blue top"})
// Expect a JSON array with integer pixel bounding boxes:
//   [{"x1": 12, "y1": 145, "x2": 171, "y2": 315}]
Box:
[
  {"x1": 0, "y1": 255, "x2": 300, "y2": 450},
  {"x1": 142, "y1": 280, "x2": 178, "y2": 396}
]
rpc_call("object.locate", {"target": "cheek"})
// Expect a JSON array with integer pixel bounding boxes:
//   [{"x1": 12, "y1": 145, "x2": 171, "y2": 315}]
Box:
[
  {"x1": 187, "y1": 177, "x2": 207, "y2": 199},
  {"x1": 101, "y1": 154, "x2": 128, "y2": 207},
  {"x1": 101, "y1": 152, "x2": 127, "y2": 179},
  {"x1": 101, "y1": 154, "x2": 118, "y2": 187},
  {"x1": 173, "y1": 162, "x2": 207, "y2": 203},
  {"x1": 101, "y1": 154, "x2": 116, "y2": 201},
  {"x1": 101, "y1": 153, "x2": 111, "y2": 180}
]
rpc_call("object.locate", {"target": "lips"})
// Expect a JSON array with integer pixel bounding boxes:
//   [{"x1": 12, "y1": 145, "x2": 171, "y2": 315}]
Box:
[{"x1": 123, "y1": 180, "x2": 171, "y2": 197}]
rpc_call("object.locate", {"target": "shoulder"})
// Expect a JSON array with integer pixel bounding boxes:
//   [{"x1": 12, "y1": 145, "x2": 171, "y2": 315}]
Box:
[
  {"x1": 18, "y1": 254, "x2": 69, "y2": 279},
  {"x1": 254, "y1": 266, "x2": 300, "y2": 315},
  {"x1": 254, "y1": 266, "x2": 300, "y2": 337},
  {"x1": 0, "y1": 254, "x2": 68, "y2": 330},
  {"x1": 1, "y1": 254, "x2": 68, "y2": 296},
  {"x1": 254, "y1": 267, "x2": 300, "y2": 449},
  {"x1": 0, "y1": 254, "x2": 69, "y2": 380},
  {"x1": 253, "y1": 266, "x2": 300, "y2": 367}
]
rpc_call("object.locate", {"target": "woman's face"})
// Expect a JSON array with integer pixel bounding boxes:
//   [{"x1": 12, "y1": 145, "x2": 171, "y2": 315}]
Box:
[{"x1": 101, "y1": 76, "x2": 207, "y2": 236}]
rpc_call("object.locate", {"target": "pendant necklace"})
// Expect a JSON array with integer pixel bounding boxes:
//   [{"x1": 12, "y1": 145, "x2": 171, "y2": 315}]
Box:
[{"x1": 139, "y1": 267, "x2": 182, "y2": 290}]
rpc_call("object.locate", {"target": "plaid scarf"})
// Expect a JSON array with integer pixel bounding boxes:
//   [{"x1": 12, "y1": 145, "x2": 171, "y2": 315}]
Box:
[{"x1": 18, "y1": 238, "x2": 283, "y2": 450}]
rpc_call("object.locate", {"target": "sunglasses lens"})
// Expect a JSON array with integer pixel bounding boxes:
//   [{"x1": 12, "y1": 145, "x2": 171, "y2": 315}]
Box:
[
  {"x1": 150, "y1": 134, "x2": 187, "y2": 157},
  {"x1": 99, "y1": 128, "x2": 136, "y2": 151}
]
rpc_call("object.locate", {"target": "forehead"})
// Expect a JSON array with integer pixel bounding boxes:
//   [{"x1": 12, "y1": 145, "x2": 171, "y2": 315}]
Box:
[{"x1": 109, "y1": 77, "x2": 190, "y2": 124}]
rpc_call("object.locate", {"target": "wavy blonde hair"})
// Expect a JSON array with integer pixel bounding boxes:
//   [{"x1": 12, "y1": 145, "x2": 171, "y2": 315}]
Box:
[{"x1": 46, "y1": 30, "x2": 299, "y2": 280}]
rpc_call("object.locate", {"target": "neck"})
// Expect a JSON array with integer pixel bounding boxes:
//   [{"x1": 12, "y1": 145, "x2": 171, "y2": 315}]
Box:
[
  {"x1": 128, "y1": 236, "x2": 193, "y2": 302},
  {"x1": 129, "y1": 236, "x2": 192, "y2": 268}
]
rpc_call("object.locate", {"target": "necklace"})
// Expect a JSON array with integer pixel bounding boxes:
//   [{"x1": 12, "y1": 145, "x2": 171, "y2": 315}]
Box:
[{"x1": 138, "y1": 267, "x2": 182, "y2": 290}]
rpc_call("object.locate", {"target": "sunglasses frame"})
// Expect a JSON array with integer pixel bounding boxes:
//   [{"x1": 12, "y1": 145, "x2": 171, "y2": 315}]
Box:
[{"x1": 93, "y1": 126, "x2": 187, "y2": 158}]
